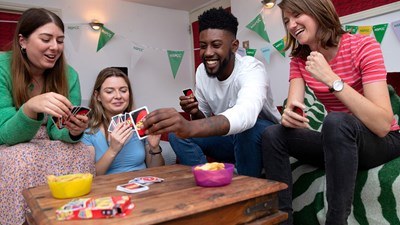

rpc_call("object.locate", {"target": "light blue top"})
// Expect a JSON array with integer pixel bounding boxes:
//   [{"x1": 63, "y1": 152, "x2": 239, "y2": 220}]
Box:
[{"x1": 82, "y1": 129, "x2": 146, "y2": 174}]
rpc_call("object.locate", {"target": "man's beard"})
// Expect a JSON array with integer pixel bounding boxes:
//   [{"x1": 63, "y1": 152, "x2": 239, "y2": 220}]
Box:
[{"x1": 203, "y1": 51, "x2": 233, "y2": 79}]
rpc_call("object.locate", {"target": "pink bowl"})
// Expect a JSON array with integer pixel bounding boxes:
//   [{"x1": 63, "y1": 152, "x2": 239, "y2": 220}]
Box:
[{"x1": 192, "y1": 163, "x2": 234, "y2": 187}]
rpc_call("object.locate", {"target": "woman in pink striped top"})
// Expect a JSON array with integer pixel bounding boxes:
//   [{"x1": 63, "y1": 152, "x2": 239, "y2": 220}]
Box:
[{"x1": 262, "y1": 0, "x2": 400, "y2": 224}]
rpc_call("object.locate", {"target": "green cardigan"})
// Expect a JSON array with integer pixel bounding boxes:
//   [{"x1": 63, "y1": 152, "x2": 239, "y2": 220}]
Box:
[{"x1": 0, "y1": 52, "x2": 82, "y2": 145}]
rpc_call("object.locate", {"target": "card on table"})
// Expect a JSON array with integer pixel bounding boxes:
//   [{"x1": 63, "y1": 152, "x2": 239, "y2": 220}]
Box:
[
  {"x1": 129, "y1": 176, "x2": 164, "y2": 186},
  {"x1": 130, "y1": 106, "x2": 149, "y2": 140},
  {"x1": 116, "y1": 182, "x2": 149, "y2": 193}
]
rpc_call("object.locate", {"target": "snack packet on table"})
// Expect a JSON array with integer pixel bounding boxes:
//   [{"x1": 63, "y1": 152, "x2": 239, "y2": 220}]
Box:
[{"x1": 56, "y1": 196, "x2": 134, "y2": 220}]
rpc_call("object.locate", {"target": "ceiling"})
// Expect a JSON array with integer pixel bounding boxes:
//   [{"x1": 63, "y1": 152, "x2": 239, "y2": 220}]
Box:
[{"x1": 123, "y1": 0, "x2": 218, "y2": 12}]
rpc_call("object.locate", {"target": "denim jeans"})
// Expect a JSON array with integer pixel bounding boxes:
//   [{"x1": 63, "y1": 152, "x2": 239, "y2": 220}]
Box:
[
  {"x1": 169, "y1": 118, "x2": 275, "y2": 177},
  {"x1": 262, "y1": 112, "x2": 400, "y2": 225}
]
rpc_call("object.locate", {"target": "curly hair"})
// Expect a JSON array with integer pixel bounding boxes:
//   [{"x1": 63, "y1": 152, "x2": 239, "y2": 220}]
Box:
[{"x1": 198, "y1": 7, "x2": 238, "y2": 36}]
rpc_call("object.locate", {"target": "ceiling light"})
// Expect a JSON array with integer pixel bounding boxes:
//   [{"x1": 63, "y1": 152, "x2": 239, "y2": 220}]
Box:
[
  {"x1": 261, "y1": 0, "x2": 276, "y2": 9},
  {"x1": 89, "y1": 21, "x2": 104, "y2": 31}
]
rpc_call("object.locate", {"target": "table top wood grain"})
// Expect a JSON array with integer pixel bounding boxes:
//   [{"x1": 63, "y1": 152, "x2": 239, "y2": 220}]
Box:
[{"x1": 23, "y1": 164, "x2": 288, "y2": 225}]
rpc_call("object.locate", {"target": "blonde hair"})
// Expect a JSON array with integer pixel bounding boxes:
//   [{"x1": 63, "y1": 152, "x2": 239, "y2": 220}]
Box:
[
  {"x1": 87, "y1": 67, "x2": 134, "y2": 134},
  {"x1": 11, "y1": 8, "x2": 69, "y2": 109}
]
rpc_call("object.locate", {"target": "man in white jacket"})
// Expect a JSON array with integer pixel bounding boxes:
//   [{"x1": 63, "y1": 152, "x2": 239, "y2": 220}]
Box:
[{"x1": 142, "y1": 7, "x2": 281, "y2": 177}]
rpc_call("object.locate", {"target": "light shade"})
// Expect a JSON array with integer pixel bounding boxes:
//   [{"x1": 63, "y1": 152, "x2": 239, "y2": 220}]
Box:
[
  {"x1": 261, "y1": 0, "x2": 276, "y2": 9},
  {"x1": 89, "y1": 21, "x2": 104, "y2": 31}
]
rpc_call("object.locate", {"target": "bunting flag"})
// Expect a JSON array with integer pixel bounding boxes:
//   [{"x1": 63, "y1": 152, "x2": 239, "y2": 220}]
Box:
[
  {"x1": 97, "y1": 26, "x2": 115, "y2": 52},
  {"x1": 131, "y1": 43, "x2": 145, "y2": 69},
  {"x1": 358, "y1": 26, "x2": 372, "y2": 36},
  {"x1": 246, "y1": 14, "x2": 270, "y2": 42},
  {"x1": 246, "y1": 48, "x2": 257, "y2": 57},
  {"x1": 273, "y1": 38, "x2": 286, "y2": 57},
  {"x1": 167, "y1": 50, "x2": 184, "y2": 79},
  {"x1": 65, "y1": 24, "x2": 83, "y2": 52},
  {"x1": 237, "y1": 47, "x2": 246, "y2": 57},
  {"x1": 373, "y1": 23, "x2": 388, "y2": 44},
  {"x1": 261, "y1": 47, "x2": 271, "y2": 64},
  {"x1": 345, "y1": 25, "x2": 359, "y2": 34},
  {"x1": 391, "y1": 20, "x2": 400, "y2": 42}
]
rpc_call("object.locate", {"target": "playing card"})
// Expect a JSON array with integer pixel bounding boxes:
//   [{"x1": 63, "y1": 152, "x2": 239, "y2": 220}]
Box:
[
  {"x1": 293, "y1": 106, "x2": 303, "y2": 116},
  {"x1": 125, "y1": 112, "x2": 134, "y2": 129},
  {"x1": 108, "y1": 120, "x2": 116, "y2": 132},
  {"x1": 183, "y1": 88, "x2": 197, "y2": 101},
  {"x1": 116, "y1": 183, "x2": 149, "y2": 193},
  {"x1": 112, "y1": 114, "x2": 122, "y2": 125},
  {"x1": 129, "y1": 176, "x2": 164, "y2": 185},
  {"x1": 51, "y1": 105, "x2": 91, "y2": 129},
  {"x1": 63, "y1": 106, "x2": 92, "y2": 125},
  {"x1": 51, "y1": 116, "x2": 64, "y2": 129},
  {"x1": 130, "y1": 106, "x2": 149, "y2": 140},
  {"x1": 74, "y1": 106, "x2": 91, "y2": 116}
]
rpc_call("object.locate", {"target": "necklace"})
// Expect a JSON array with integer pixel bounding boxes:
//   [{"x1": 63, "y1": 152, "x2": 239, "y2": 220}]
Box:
[{"x1": 29, "y1": 77, "x2": 44, "y2": 92}]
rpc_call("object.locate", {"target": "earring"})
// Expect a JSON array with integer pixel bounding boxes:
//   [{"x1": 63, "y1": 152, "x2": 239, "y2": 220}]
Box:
[{"x1": 21, "y1": 47, "x2": 26, "y2": 54}]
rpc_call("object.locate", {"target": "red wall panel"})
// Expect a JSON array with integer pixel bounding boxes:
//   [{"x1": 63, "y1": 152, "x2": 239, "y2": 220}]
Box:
[
  {"x1": 332, "y1": 0, "x2": 399, "y2": 17},
  {"x1": 0, "y1": 11, "x2": 21, "y2": 51}
]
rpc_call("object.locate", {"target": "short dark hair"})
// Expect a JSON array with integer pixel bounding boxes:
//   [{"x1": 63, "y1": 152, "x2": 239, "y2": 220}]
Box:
[{"x1": 198, "y1": 7, "x2": 238, "y2": 37}]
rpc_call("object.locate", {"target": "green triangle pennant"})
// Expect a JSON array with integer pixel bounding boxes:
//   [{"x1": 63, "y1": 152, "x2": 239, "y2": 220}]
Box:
[
  {"x1": 373, "y1": 23, "x2": 388, "y2": 44},
  {"x1": 96, "y1": 26, "x2": 115, "y2": 52},
  {"x1": 345, "y1": 25, "x2": 359, "y2": 34},
  {"x1": 273, "y1": 38, "x2": 286, "y2": 57},
  {"x1": 167, "y1": 50, "x2": 184, "y2": 79},
  {"x1": 245, "y1": 48, "x2": 257, "y2": 57},
  {"x1": 246, "y1": 14, "x2": 270, "y2": 42}
]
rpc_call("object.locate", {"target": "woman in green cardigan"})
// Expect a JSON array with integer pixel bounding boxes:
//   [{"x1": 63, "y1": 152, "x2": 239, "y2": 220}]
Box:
[{"x1": 0, "y1": 8, "x2": 95, "y2": 225}]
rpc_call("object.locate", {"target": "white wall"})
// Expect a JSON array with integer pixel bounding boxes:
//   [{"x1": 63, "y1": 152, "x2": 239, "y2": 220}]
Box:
[
  {"x1": 2, "y1": 0, "x2": 194, "y2": 111},
  {"x1": 231, "y1": 0, "x2": 400, "y2": 105},
  {"x1": 190, "y1": 0, "x2": 230, "y2": 23}
]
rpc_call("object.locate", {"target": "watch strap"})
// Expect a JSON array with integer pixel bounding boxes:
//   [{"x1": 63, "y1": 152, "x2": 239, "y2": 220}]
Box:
[{"x1": 149, "y1": 145, "x2": 163, "y2": 155}]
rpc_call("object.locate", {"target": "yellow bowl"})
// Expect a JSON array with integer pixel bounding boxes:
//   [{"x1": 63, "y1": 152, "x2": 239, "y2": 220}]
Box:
[{"x1": 47, "y1": 173, "x2": 93, "y2": 199}]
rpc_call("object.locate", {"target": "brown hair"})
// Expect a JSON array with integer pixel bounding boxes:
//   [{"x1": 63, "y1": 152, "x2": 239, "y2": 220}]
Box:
[
  {"x1": 87, "y1": 67, "x2": 134, "y2": 134},
  {"x1": 278, "y1": 0, "x2": 346, "y2": 60},
  {"x1": 11, "y1": 8, "x2": 69, "y2": 109}
]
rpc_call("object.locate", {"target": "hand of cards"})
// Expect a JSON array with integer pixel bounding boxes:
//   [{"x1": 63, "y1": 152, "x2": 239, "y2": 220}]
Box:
[
  {"x1": 108, "y1": 106, "x2": 149, "y2": 140},
  {"x1": 51, "y1": 106, "x2": 91, "y2": 129}
]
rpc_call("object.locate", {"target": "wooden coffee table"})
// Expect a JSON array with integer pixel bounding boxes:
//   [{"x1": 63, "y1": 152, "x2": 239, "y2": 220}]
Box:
[{"x1": 23, "y1": 164, "x2": 288, "y2": 225}]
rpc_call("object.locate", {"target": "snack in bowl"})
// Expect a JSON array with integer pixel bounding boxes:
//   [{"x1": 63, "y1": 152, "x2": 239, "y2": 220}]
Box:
[
  {"x1": 192, "y1": 163, "x2": 234, "y2": 187},
  {"x1": 194, "y1": 162, "x2": 225, "y2": 171},
  {"x1": 47, "y1": 173, "x2": 93, "y2": 199}
]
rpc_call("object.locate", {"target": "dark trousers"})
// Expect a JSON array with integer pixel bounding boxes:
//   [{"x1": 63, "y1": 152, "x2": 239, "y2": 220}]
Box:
[{"x1": 262, "y1": 112, "x2": 400, "y2": 225}]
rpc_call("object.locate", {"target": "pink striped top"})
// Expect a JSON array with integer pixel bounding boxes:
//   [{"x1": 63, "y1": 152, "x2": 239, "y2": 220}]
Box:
[{"x1": 289, "y1": 33, "x2": 399, "y2": 131}]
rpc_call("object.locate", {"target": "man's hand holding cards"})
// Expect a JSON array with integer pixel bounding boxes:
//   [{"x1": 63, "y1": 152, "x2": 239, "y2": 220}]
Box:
[{"x1": 51, "y1": 106, "x2": 91, "y2": 129}]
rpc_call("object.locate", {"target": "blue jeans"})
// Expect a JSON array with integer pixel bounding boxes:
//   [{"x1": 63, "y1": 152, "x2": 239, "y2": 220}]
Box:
[
  {"x1": 262, "y1": 112, "x2": 400, "y2": 225},
  {"x1": 169, "y1": 118, "x2": 274, "y2": 177}
]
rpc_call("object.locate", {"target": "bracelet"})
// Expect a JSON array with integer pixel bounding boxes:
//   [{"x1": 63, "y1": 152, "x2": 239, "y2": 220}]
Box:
[{"x1": 149, "y1": 145, "x2": 163, "y2": 155}]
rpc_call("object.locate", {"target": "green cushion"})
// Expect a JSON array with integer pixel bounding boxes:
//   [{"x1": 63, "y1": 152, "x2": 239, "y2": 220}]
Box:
[{"x1": 283, "y1": 84, "x2": 400, "y2": 131}]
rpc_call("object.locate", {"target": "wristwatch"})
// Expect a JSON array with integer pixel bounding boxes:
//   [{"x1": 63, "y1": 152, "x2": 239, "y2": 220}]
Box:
[
  {"x1": 149, "y1": 145, "x2": 163, "y2": 155},
  {"x1": 329, "y1": 79, "x2": 344, "y2": 93}
]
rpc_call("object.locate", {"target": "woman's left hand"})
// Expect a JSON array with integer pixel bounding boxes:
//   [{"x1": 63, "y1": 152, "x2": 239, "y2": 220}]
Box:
[
  {"x1": 147, "y1": 134, "x2": 161, "y2": 149},
  {"x1": 305, "y1": 51, "x2": 336, "y2": 85},
  {"x1": 64, "y1": 114, "x2": 89, "y2": 136}
]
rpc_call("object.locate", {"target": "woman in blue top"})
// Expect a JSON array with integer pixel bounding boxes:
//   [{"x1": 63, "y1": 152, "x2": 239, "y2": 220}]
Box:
[{"x1": 82, "y1": 67, "x2": 164, "y2": 175}]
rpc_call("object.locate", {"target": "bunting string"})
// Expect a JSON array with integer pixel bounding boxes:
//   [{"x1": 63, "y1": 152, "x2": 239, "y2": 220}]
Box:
[{"x1": 63, "y1": 11, "x2": 400, "y2": 77}]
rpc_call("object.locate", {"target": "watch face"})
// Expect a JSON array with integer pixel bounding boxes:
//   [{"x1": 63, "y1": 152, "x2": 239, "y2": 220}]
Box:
[{"x1": 333, "y1": 80, "x2": 344, "y2": 92}]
